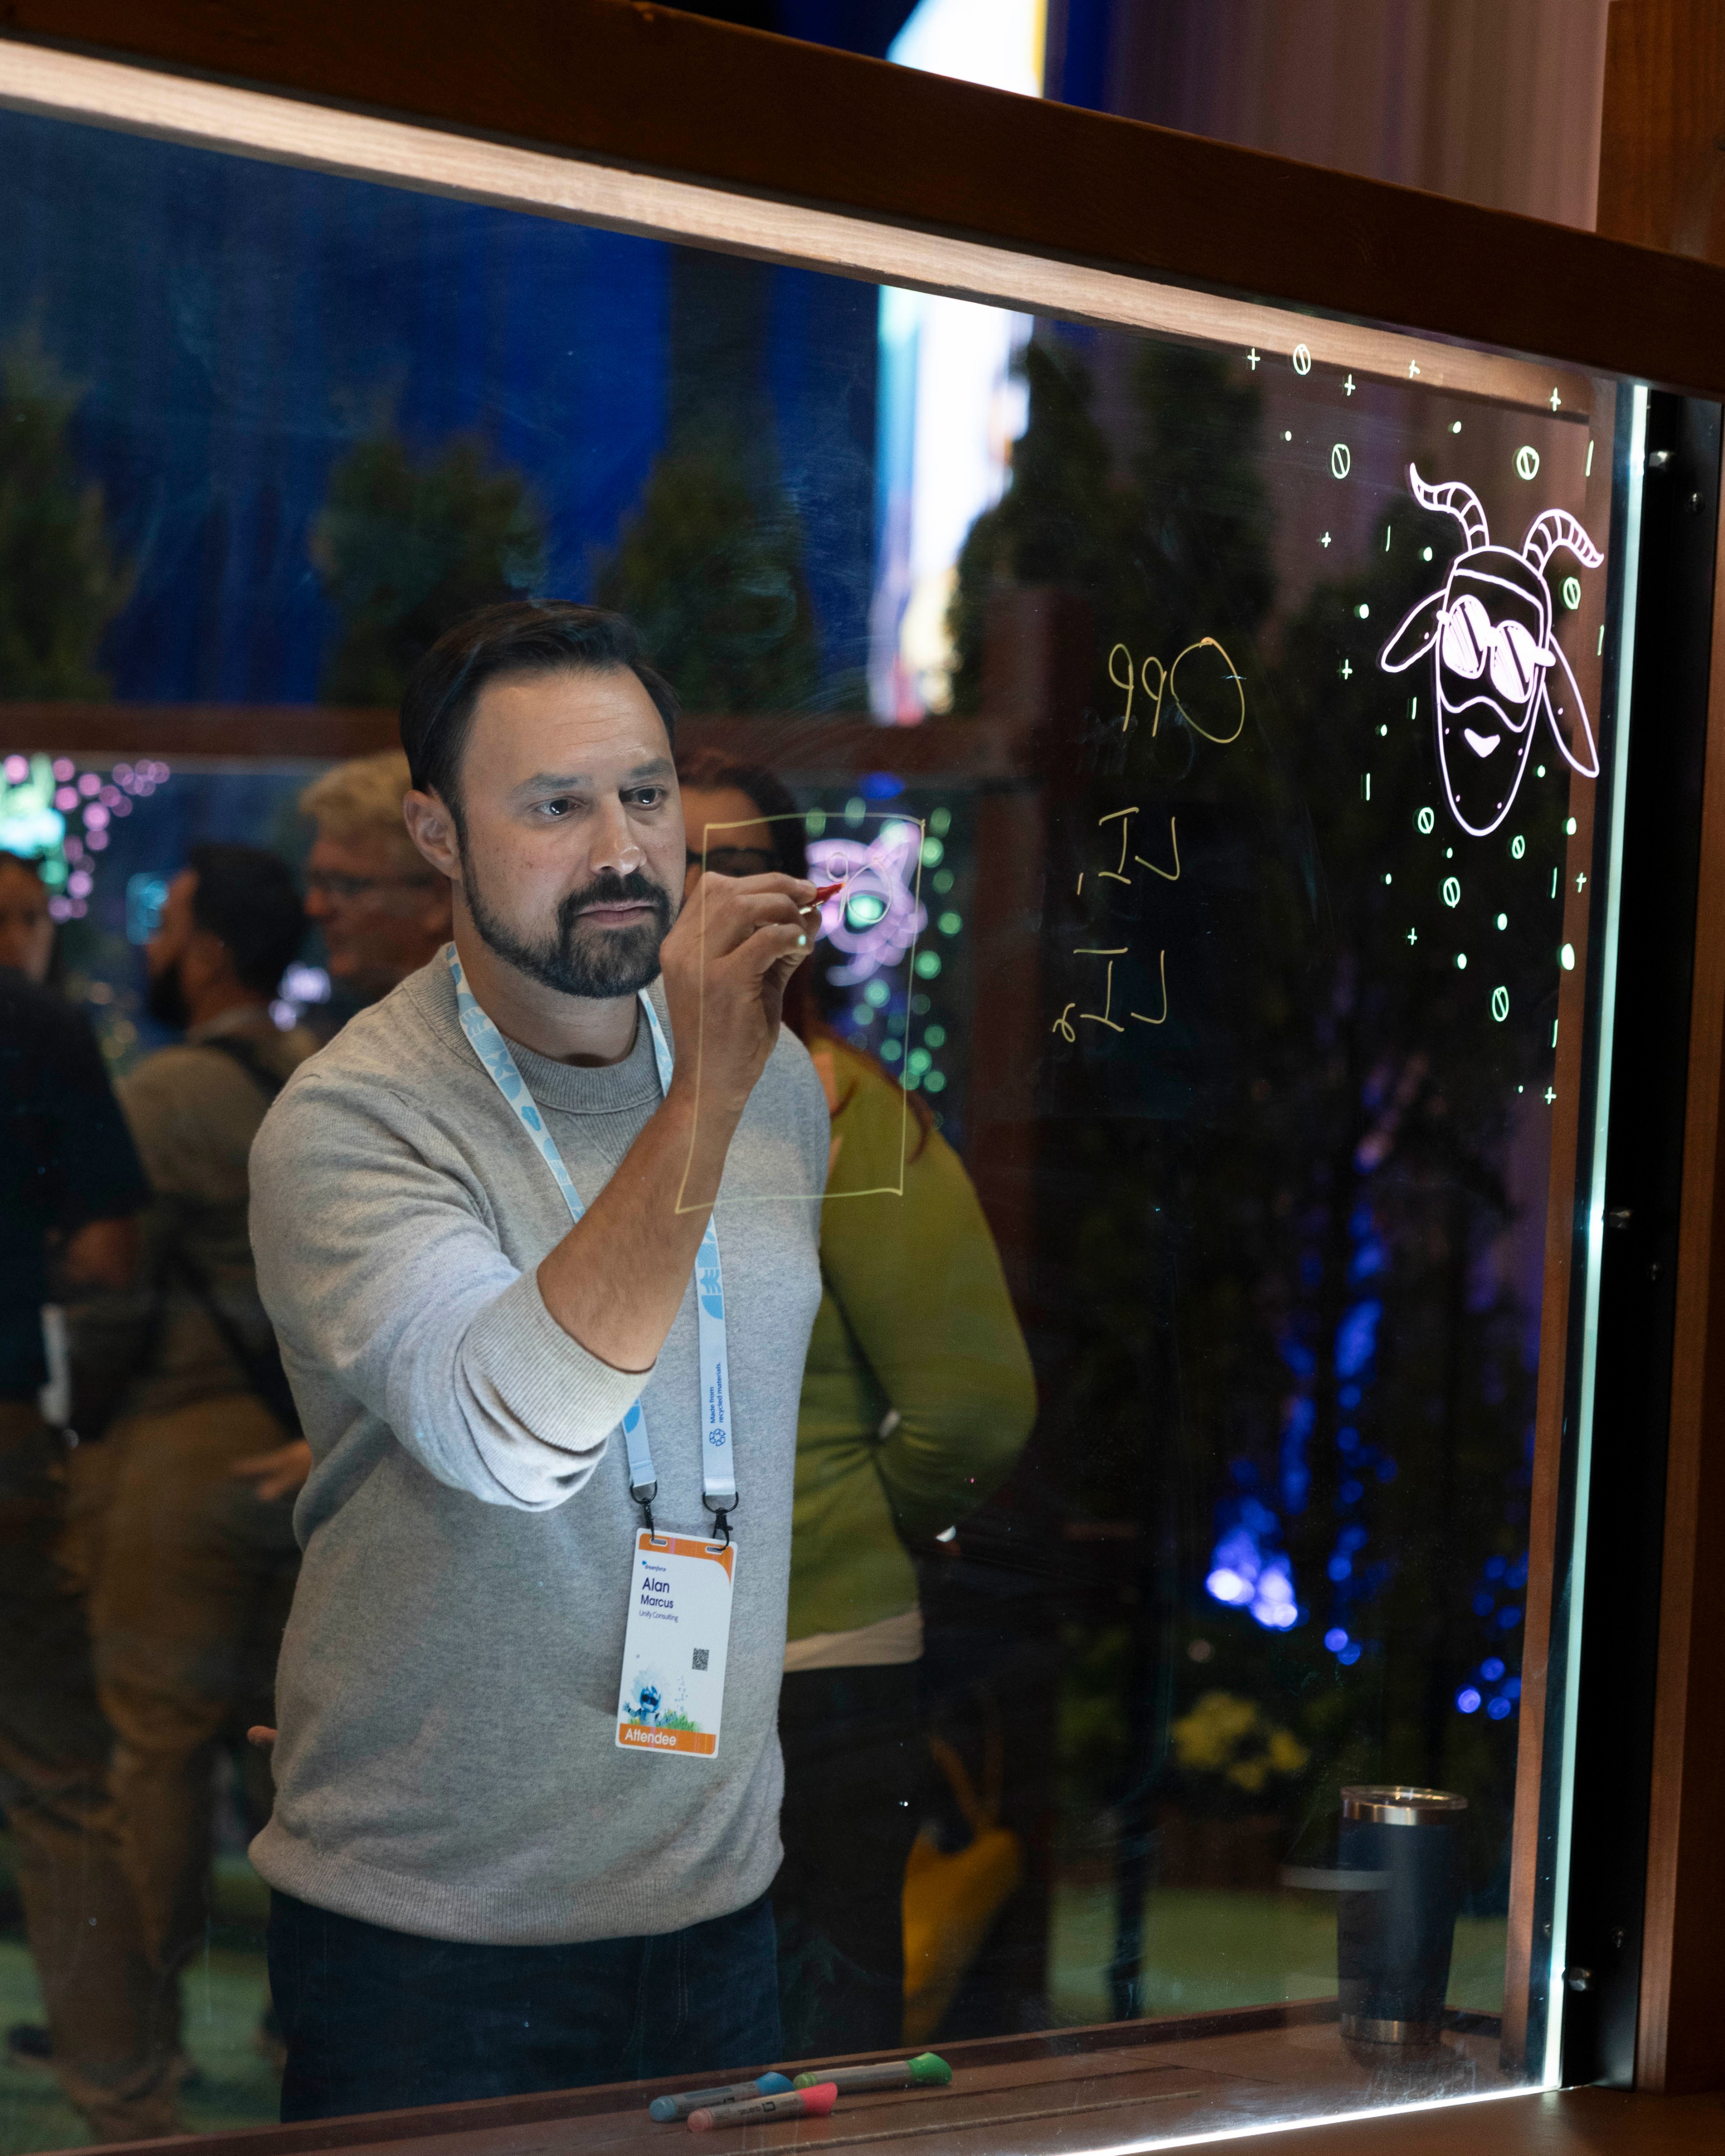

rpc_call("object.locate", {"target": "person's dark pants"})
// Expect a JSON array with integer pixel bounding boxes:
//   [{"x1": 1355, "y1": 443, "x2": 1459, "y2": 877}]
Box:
[
  {"x1": 775, "y1": 1663, "x2": 922, "y2": 2061},
  {"x1": 268, "y1": 1887, "x2": 781, "y2": 2121}
]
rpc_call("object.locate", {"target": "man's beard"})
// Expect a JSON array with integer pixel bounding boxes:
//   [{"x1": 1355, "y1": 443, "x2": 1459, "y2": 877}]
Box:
[
  {"x1": 146, "y1": 956, "x2": 191, "y2": 1031},
  {"x1": 462, "y1": 856, "x2": 674, "y2": 1001}
]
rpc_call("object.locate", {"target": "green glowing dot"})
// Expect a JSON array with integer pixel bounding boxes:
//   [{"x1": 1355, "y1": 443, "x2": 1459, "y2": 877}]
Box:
[
  {"x1": 845, "y1": 797, "x2": 865, "y2": 823},
  {"x1": 930, "y1": 807, "x2": 951, "y2": 836},
  {"x1": 921, "y1": 837, "x2": 945, "y2": 867},
  {"x1": 850, "y1": 1005, "x2": 872, "y2": 1029},
  {"x1": 1496, "y1": 913, "x2": 1508, "y2": 930},
  {"x1": 865, "y1": 978, "x2": 891, "y2": 1007},
  {"x1": 932, "y1": 869, "x2": 953, "y2": 893},
  {"x1": 1565, "y1": 815, "x2": 1577, "y2": 834},
  {"x1": 925, "y1": 1024, "x2": 946, "y2": 1048},
  {"x1": 938, "y1": 911, "x2": 962, "y2": 936},
  {"x1": 1456, "y1": 953, "x2": 1468, "y2": 970},
  {"x1": 924, "y1": 1070, "x2": 946, "y2": 1093},
  {"x1": 914, "y1": 951, "x2": 942, "y2": 979},
  {"x1": 908, "y1": 1048, "x2": 931, "y2": 1075},
  {"x1": 804, "y1": 810, "x2": 826, "y2": 836},
  {"x1": 1561, "y1": 942, "x2": 1576, "y2": 970},
  {"x1": 881, "y1": 1039, "x2": 901, "y2": 1063}
]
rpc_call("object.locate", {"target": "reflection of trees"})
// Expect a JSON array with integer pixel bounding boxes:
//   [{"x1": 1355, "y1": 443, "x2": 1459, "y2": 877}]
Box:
[
  {"x1": 595, "y1": 425, "x2": 820, "y2": 712},
  {"x1": 952, "y1": 331, "x2": 1554, "y2": 1890},
  {"x1": 312, "y1": 433, "x2": 546, "y2": 704},
  {"x1": 949, "y1": 338, "x2": 1270, "y2": 715},
  {"x1": 0, "y1": 335, "x2": 131, "y2": 695}
]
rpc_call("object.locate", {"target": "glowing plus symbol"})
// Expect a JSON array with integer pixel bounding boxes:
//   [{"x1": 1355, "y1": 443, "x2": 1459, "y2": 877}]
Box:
[
  {"x1": 1339, "y1": 659, "x2": 1353, "y2": 680},
  {"x1": 1549, "y1": 388, "x2": 1562, "y2": 412},
  {"x1": 1545, "y1": 1087, "x2": 1556, "y2": 1105},
  {"x1": 1343, "y1": 374, "x2": 1356, "y2": 397},
  {"x1": 1320, "y1": 532, "x2": 1332, "y2": 548},
  {"x1": 1408, "y1": 360, "x2": 1421, "y2": 378},
  {"x1": 1575, "y1": 872, "x2": 1587, "y2": 892},
  {"x1": 1246, "y1": 348, "x2": 1261, "y2": 369},
  {"x1": 1406, "y1": 927, "x2": 1418, "y2": 945}
]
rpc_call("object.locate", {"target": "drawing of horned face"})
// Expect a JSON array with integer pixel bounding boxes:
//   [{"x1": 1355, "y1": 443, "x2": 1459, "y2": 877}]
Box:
[{"x1": 1380, "y1": 466, "x2": 1601, "y2": 838}]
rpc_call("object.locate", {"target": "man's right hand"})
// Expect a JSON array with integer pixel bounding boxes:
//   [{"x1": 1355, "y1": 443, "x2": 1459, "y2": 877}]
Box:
[
  {"x1": 535, "y1": 871, "x2": 816, "y2": 1375},
  {"x1": 659, "y1": 871, "x2": 815, "y2": 1122}
]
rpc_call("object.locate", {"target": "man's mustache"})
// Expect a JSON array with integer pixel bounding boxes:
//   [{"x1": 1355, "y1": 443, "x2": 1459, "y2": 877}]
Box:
[{"x1": 558, "y1": 869, "x2": 672, "y2": 932}]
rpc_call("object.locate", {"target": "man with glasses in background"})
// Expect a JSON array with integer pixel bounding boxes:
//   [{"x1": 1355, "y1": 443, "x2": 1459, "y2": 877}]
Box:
[
  {"x1": 228, "y1": 758, "x2": 456, "y2": 1514},
  {"x1": 299, "y1": 752, "x2": 452, "y2": 1024}
]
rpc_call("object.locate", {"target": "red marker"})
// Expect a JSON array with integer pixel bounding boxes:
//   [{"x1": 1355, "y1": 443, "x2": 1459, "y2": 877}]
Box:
[
  {"x1": 687, "y1": 2083, "x2": 838, "y2": 2131},
  {"x1": 812, "y1": 881, "x2": 846, "y2": 903}
]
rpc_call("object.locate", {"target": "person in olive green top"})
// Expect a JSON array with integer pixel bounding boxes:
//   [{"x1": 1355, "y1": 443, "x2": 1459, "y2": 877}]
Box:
[{"x1": 678, "y1": 752, "x2": 1036, "y2": 2059}]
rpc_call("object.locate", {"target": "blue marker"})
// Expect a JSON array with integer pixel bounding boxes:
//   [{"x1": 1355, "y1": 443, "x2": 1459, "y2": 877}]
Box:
[{"x1": 649, "y1": 2073, "x2": 793, "y2": 2123}]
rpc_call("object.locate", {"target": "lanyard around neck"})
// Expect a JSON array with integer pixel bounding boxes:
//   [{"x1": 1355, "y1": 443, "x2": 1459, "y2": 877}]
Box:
[{"x1": 448, "y1": 947, "x2": 736, "y2": 1536}]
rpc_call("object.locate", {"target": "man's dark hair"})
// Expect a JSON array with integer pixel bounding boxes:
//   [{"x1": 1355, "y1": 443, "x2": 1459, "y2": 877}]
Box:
[
  {"x1": 187, "y1": 843, "x2": 306, "y2": 997},
  {"x1": 399, "y1": 601, "x2": 679, "y2": 824}
]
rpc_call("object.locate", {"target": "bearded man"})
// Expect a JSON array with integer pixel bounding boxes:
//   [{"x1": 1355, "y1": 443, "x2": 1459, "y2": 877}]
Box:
[
  {"x1": 84, "y1": 846, "x2": 315, "y2": 2071},
  {"x1": 247, "y1": 603, "x2": 829, "y2": 2121}
]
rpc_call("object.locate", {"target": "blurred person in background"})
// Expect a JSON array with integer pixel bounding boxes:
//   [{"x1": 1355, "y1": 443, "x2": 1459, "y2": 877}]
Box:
[
  {"x1": 237, "y1": 753, "x2": 452, "y2": 1507},
  {"x1": 79, "y1": 844, "x2": 317, "y2": 2068},
  {"x1": 299, "y1": 750, "x2": 452, "y2": 1012},
  {"x1": 676, "y1": 750, "x2": 1038, "y2": 2058},
  {"x1": 0, "y1": 906, "x2": 181, "y2": 2138},
  {"x1": 0, "y1": 848, "x2": 56, "y2": 983}
]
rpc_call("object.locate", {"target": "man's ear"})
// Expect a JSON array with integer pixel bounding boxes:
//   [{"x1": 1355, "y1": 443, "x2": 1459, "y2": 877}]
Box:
[{"x1": 404, "y1": 789, "x2": 461, "y2": 882}]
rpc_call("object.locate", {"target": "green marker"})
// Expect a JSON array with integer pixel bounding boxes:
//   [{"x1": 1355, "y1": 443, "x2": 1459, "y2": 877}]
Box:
[{"x1": 793, "y1": 2052, "x2": 951, "y2": 2094}]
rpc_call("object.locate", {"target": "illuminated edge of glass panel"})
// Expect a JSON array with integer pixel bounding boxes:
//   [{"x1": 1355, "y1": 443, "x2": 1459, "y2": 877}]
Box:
[
  {"x1": 0, "y1": 40, "x2": 1586, "y2": 419},
  {"x1": 1542, "y1": 381, "x2": 1647, "y2": 2090},
  {"x1": 1077, "y1": 2081, "x2": 1540, "y2": 2155}
]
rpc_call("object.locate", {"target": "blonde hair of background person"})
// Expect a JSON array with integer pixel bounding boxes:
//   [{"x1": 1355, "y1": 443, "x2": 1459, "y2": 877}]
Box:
[{"x1": 299, "y1": 751, "x2": 451, "y2": 1005}]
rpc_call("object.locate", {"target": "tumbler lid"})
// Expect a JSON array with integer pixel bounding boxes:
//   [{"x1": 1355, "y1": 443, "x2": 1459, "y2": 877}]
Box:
[{"x1": 1341, "y1": 1785, "x2": 1468, "y2": 1824}]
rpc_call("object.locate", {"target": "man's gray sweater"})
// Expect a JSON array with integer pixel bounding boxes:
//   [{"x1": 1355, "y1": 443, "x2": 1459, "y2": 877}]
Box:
[{"x1": 247, "y1": 956, "x2": 828, "y2": 1945}]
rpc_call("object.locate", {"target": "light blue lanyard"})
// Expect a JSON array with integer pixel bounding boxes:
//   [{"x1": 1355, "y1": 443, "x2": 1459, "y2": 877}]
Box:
[{"x1": 448, "y1": 947, "x2": 736, "y2": 1529}]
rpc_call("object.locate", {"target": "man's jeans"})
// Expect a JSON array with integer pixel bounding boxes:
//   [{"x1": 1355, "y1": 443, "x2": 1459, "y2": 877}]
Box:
[{"x1": 268, "y1": 1886, "x2": 782, "y2": 2121}]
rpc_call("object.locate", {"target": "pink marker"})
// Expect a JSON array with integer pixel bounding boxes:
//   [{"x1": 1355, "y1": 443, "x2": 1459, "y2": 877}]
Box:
[{"x1": 687, "y1": 2082, "x2": 838, "y2": 2131}]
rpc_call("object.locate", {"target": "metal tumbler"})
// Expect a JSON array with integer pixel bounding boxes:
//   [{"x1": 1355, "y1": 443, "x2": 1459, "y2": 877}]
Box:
[{"x1": 1336, "y1": 1786, "x2": 1467, "y2": 2048}]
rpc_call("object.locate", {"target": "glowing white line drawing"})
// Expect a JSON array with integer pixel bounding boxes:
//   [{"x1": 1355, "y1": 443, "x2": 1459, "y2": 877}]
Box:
[
  {"x1": 1331, "y1": 444, "x2": 1351, "y2": 479},
  {"x1": 1516, "y1": 446, "x2": 1541, "y2": 481},
  {"x1": 1380, "y1": 465, "x2": 1602, "y2": 838},
  {"x1": 1292, "y1": 343, "x2": 1312, "y2": 375}
]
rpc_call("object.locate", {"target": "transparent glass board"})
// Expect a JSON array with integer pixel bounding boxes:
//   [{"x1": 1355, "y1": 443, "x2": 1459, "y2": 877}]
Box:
[{"x1": 0, "y1": 94, "x2": 1646, "y2": 2156}]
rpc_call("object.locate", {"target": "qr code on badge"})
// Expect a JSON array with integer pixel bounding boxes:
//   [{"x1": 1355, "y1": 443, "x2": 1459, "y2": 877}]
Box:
[{"x1": 692, "y1": 1648, "x2": 709, "y2": 1670}]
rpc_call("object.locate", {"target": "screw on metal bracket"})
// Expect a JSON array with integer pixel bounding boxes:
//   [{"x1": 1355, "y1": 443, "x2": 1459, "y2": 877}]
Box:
[{"x1": 1564, "y1": 1968, "x2": 1594, "y2": 1992}]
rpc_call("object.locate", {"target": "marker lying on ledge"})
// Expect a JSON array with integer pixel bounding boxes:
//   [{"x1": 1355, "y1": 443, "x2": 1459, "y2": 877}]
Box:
[
  {"x1": 648, "y1": 2074, "x2": 792, "y2": 2122},
  {"x1": 687, "y1": 2083, "x2": 838, "y2": 2132},
  {"x1": 793, "y1": 2052, "x2": 952, "y2": 2094}
]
